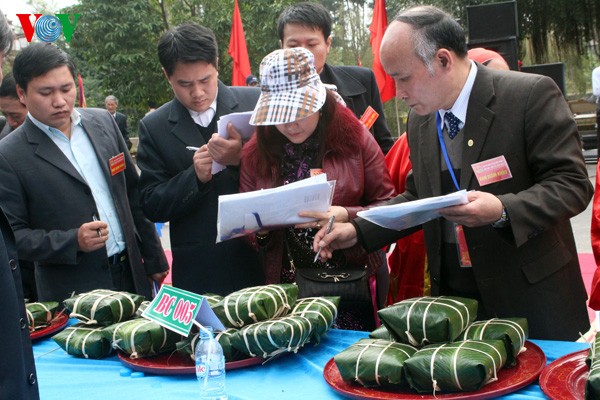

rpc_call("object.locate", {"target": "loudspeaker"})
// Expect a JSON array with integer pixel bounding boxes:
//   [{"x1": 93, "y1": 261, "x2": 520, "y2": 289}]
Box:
[
  {"x1": 467, "y1": 37, "x2": 519, "y2": 71},
  {"x1": 467, "y1": 1, "x2": 518, "y2": 42},
  {"x1": 520, "y1": 63, "x2": 566, "y2": 95}
]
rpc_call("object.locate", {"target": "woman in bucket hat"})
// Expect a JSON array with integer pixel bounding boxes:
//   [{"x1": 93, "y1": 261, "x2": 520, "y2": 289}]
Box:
[{"x1": 240, "y1": 47, "x2": 395, "y2": 330}]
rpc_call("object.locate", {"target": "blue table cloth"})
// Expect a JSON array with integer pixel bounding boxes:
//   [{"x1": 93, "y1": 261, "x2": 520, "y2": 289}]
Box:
[{"x1": 32, "y1": 326, "x2": 588, "y2": 399}]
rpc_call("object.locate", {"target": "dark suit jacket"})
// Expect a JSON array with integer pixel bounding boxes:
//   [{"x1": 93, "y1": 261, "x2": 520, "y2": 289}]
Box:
[
  {"x1": 320, "y1": 63, "x2": 394, "y2": 154},
  {"x1": 137, "y1": 81, "x2": 264, "y2": 296},
  {"x1": 0, "y1": 209, "x2": 39, "y2": 399},
  {"x1": 114, "y1": 111, "x2": 132, "y2": 150},
  {"x1": 356, "y1": 64, "x2": 594, "y2": 340},
  {"x1": 0, "y1": 108, "x2": 169, "y2": 302}
]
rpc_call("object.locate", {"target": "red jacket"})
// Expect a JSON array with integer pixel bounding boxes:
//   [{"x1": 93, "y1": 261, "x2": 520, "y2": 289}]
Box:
[
  {"x1": 240, "y1": 104, "x2": 395, "y2": 283},
  {"x1": 589, "y1": 162, "x2": 600, "y2": 309}
]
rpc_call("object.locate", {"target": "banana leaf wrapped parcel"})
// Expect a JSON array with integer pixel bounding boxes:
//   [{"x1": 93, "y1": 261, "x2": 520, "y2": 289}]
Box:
[
  {"x1": 201, "y1": 293, "x2": 224, "y2": 308},
  {"x1": 106, "y1": 318, "x2": 181, "y2": 359},
  {"x1": 289, "y1": 297, "x2": 339, "y2": 344},
  {"x1": 369, "y1": 325, "x2": 398, "y2": 341},
  {"x1": 334, "y1": 338, "x2": 417, "y2": 388},
  {"x1": 378, "y1": 296, "x2": 478, "y2": 346},
  {"x1": 176, "y1": 328, "x2": 246, "y2": 362},
  {"x1": 134, "y1": 301, "x2": 151, "y2": 318},
  {"x1": 230, "y1": 315, "x2": 313, "y2": 358},
  {"x1": 460, "y1": 317, "x2": 528, "y2": 366},
  {"x1": 586, "y1": 333, "x2": 600, "y2": 399},
  {"x1": 63, "y1": 289, "x2": 145, "y2": 326},
  {"x1": 26, "y1": 301, "x2": 59, "y2": 331},
  {"x1": 404, "y1": 339, "x2": 507, "y2": 394},
  {"x1": 52, "y1": 323, "x2": 113, "y2": 359},
  {"x1": 213, "y1": 284, "x2": 298, "y2": 328}
]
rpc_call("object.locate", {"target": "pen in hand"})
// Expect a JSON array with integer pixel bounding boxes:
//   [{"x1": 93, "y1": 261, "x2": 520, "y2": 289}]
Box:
[
  {"x1": 186, "y1": 146, "x2": 200, "y2": 151},
  {"x1": 92, "y1": 214, "x2": 102, "y2": 238},
  {"x1": 313, "y1": 215, "x2": 335, "y2": 263}
]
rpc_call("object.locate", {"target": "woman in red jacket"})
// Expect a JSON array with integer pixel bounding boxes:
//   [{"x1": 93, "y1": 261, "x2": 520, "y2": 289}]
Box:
[{"x1": 241, "y1": 47, "x2": 395, "y2": 330}]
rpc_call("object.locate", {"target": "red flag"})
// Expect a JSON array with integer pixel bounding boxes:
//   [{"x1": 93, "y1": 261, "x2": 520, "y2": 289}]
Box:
[
  {"x1": 77, "y1": 74, "x2": 87, "y2": 108},
  {"x1": 228, "y1": 0, "x2": 252, "y2": 86},
  {"x1": 369, "y1": 0, "x2": 395, "y2": 103}
]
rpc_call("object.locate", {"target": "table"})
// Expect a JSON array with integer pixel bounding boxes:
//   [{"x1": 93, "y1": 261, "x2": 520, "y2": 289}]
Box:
[{"x1": 32, "y1": 326, "x2": 588, "y2": 399}]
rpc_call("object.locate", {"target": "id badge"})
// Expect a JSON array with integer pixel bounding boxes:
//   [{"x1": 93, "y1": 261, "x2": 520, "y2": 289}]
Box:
[{"x1": 454, "y1": 224, "x2": 472, "y2": 268}]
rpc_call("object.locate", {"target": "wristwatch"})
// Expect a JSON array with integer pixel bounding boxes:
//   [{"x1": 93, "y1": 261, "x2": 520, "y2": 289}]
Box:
[{"x1": 492, "y1": 207, "x2": 510, "y2": 228}]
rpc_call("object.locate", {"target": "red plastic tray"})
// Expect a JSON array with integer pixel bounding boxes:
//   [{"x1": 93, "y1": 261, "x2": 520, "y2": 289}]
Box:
[
  {"x1": 30, "y1": 312, "x2": 69, "y2": 341},
  {"x1": 539, "y1": 349, "x2": 588, "y2": 400},
  {"x1": 323, "y1": 340, "x2": 546, "y2": 399}
]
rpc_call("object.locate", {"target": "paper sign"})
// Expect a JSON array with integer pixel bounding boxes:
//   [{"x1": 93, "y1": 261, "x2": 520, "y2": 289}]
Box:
[
  {"x1": 109, "y1": 153, "x2": 126, "y2": 176},
  {"x1": 142, "y1": 285, "x2": 224, "y2": 336},
  {"x1": 359, "y1": 106, "x2": 379, "y2": 130}
]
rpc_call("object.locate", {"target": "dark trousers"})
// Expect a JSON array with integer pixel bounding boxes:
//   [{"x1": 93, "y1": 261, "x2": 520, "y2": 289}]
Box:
[{"x1": 108, "y1": 253, "x2": 136, "y2": 294}]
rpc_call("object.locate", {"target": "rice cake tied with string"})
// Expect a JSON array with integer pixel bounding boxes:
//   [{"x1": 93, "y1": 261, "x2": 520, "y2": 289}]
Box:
[
  {"x1": 26, "y1": 301, "x2": 59, "y2": 331},
  {"x1": 63, "y1": 289, "x2": 144, "y2": 326},
  {"x1": 229, "y1": 315, "x2": 313, "y2": 358},
  {"x1": 586, "y1": 333, "x2": 600, "y2": 399},
  {"x1": 52, "y1": 323, "x2": 113, "y2": 359},
  {"x1": 460, "y1": 317, "x2": 528, "y2": 366},
  {"x1": 289, "y1": 296, "x2": 339, "y2": 344},
  {"x1": 404, "y1": 339, "x2": 507, "y2": 394},
  {"x1": 176, "y1": 328, "x2": 246, "y2": 362},
  {"x1": 378, "y1": 296, "x2": 478, "y2": 346},
  {"x1": 334, "y1": 338, "x2": 417, "y2": 388},
  {"x1": 106, "y1": 318, "x2": 182, "y2": 359},
  {"x1": 212, "y1": 284, "x2": 298, "y2": 328}
]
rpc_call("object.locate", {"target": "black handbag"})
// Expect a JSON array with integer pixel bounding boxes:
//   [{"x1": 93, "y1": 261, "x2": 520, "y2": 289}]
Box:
[{"x1": 284, "y1": 232, "x2": 371, "y2": 303}]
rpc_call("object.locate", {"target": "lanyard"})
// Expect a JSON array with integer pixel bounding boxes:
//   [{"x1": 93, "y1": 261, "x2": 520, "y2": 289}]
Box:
[{"x1": 436, "y1": 112, "x2": 460, "y2": 191}]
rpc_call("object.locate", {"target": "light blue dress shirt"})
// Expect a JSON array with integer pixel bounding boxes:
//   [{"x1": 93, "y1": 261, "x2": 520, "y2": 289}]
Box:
[{"x1": 29, "y1": 110, "x2": 126, "y2": 257}]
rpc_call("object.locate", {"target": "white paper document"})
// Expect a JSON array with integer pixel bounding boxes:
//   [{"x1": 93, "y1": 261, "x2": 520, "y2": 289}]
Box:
[
  {"x1": 212, "y1": 111, "x2": 255, "y2": 174},
  {"x1": 356, "y1": 190, "x2": 469, "y2": 231},
  {"x1": 216, "y1": 174, "x2": 335, "y2": 243}
]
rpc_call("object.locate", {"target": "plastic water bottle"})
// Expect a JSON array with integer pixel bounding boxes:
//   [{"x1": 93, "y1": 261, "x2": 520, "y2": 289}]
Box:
[{"x1": 195, "y1": 326, "x2": 227, "y2": 400}]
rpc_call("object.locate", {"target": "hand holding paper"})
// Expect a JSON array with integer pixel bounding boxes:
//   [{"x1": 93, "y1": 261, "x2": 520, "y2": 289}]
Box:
[
  {"x1": 211, "y1": 111, "x2": 254, "y2": 174},
  {"x1": 356, "y1": 190, "x2": 469, "y2": 231}
]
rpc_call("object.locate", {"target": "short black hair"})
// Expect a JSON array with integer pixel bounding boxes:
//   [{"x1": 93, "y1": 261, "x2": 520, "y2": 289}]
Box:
[
  {"x1": 277, "y1": 2, "x2": 332, "y2": 42},
  {"x1": 157, "y1": 23, "x2": 218, "y2": 77},
  {"x1": 0, "y1": 72, "x2": 18, "y2": 99},
  {"x1": 13, "y1": 43, "x2": 76, "y2": 91},
  {"x1": 0, "y1": 11, "x2": 13, "y2": 55}
]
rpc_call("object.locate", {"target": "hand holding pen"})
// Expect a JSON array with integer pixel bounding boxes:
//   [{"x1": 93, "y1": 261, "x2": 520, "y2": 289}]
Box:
[
  {"x1": 313, "y1": 215, "x2": 335, "y2": 263},
  {"x1": 78, "y1": 214, "x2": 108, "y2": 252}
]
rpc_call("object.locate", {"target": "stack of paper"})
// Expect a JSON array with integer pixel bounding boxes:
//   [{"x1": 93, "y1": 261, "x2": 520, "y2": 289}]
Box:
[
  {"x1": 216, "y1": 174, "x2": 335, "y2": 243},
  {"x1": 357, "y1": 190, "x2": 469, "y2": 231},
  {"x1": 212, "y1": 111, "x2": 255, "y2": 174}
]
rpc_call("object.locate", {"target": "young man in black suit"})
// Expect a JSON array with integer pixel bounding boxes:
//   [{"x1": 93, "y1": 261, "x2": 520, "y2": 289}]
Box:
[
  {"x1": 0, "y1": 43, "x2": 169, "y2": 302},
  {"x1": 136, "y1": 24, "x2": 264, "y2": 296},
  {"x1": 277, "y1": 2, "x2": 394, "y2": 154}
]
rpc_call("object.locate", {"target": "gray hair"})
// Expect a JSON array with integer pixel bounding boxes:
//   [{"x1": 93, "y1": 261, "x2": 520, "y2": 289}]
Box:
[
  {"x1": 394, "y1": 6, "x2": 468, "y2": 74},
  {"x1": 105, "y1": 95, "x2": 118, "y2": 105}
]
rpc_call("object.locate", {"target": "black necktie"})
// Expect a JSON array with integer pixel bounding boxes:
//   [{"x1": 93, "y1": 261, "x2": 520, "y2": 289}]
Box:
[{"x1": 445, "y1": 111, "x2": 461, "y2": 139}]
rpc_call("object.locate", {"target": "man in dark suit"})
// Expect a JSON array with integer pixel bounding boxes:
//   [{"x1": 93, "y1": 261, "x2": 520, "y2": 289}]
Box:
[
  {"x1": 0, "y1": 43, "x2": 169, "y2": 303},
  {"x1": 136, "y1": 24, "x2": 264, "y2": 296},
  {"x1": 277, "y1": 2, "x2": 394, "y2": 154},
  {"x1": 313, "y1": 6, "x2": 593, "y2": 340},
  {"x1": 104, "y1": 95, "x2": 132, "y2": 150},
  {"x1": 0, "y1": 9, "x2": 39, "y2": 399}
]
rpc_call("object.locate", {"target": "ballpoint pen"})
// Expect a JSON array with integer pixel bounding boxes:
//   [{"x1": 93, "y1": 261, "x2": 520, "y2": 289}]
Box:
[
  {"x1": 92, "y1": 214, "x2": 102, "y2": 237},
  {"x1": 313, "y1": 215, "x2": 335, "y2": 263},
  {"x1": 186, "y1": 146, "x2": 200, "y2": 151}
]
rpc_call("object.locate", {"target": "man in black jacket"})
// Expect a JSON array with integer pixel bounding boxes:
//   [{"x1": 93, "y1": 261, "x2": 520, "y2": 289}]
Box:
[
  {"x1": 105, "y1": 95, "x2": 132, "y2": 150},
  {"x1": 136, "y1": 24, "x2": 264, "y2": 296},
  {"x1": 277, "y1": 2, "x2": 394, "y2": 154}
]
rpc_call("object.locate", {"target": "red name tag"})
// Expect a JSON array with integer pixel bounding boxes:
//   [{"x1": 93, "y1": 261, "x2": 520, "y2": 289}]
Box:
[
  {"x1": 471, "y1": 156, "x2": 512, "y2": 186},
  {"x1": 310, "y1": 168, "x2": 324, "y2": 177},
  {"x1": 359, "y1": 106, "x2": 379, "y2": 130},
  {"x1": 109, "y1": 153, "x2": 126, "y2": 176}
]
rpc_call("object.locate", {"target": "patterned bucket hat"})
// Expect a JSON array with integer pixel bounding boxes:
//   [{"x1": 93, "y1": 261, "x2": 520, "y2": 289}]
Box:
[{"x1": 250, "y1": 47, "x2": 326, "y2": 126}]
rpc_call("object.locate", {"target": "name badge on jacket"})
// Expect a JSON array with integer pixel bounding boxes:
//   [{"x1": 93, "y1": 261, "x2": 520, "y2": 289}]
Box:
[
  {"x1": 471, "y1": 156, "x2": 512, "y2": 186},
  {"x1": 109, "y1": 153, "x2": 126, "y2": 176}
]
